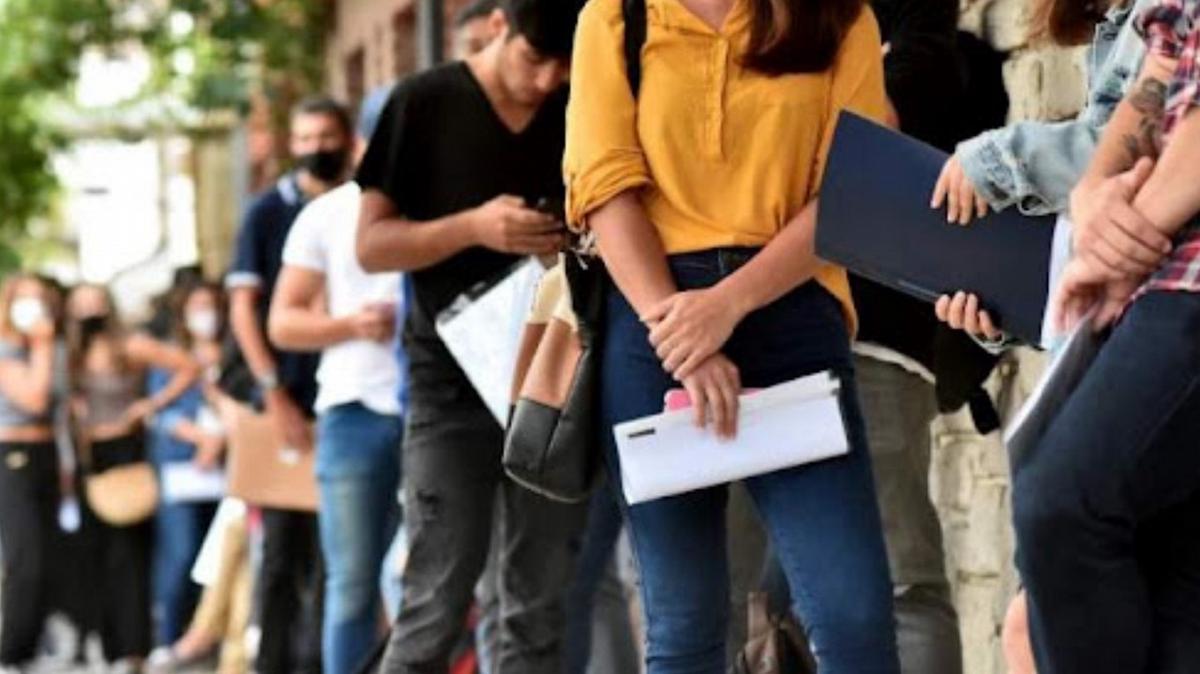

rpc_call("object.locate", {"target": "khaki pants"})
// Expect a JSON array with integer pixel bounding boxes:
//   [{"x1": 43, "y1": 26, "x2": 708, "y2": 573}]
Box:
[{"x1": 189, "y1": 512, "x2": 253, "y2": 674}]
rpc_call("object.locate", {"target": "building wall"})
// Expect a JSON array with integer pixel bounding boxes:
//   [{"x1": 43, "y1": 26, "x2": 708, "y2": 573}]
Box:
[
  {"x1": 325, "y1": 0, "x2": 475, "y2": 106},
  {"x1": 936, "y1": 1, "x2": 1087, "y2": 670}
]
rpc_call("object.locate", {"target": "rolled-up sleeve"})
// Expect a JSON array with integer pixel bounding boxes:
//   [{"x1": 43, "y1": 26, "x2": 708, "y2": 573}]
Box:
[
  {"x1": 1136, "y1": 0, "x2": 1188, "y2": 58},
  {"x1": 1136, "y1": 0, "x2": 1200, "y2": 133},
  {"x1": 563, "y1": 0, "x2": 652, "y2": 229},
  {"x1": 812, "y1": 8, "x2": 890, "y2": 190}
]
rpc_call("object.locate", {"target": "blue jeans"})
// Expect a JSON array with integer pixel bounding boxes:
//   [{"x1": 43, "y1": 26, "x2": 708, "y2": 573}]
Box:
[
  {"x1": 601, "y1": 249, "x2": 899, "y2": 674},
  {"x1": 1014, "y1": 291, "x2": 1200, "y2": 674},
  {"x1": 317, "y1": 402, "x2": 403, "y2": 674},
  {"x1": 563, "y1": 487, "x2": 636, "y2": 674},
  {"x1": 152, "y1": 495, "x2": 216, "y2": 645}
]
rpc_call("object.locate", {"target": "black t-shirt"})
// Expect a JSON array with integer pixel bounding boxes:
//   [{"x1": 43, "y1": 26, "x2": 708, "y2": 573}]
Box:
[
  {"x1": 224, "y1": 174, "x2": 321, "y2": 413},
  {"x1": 356, "y1": 62, "x2": 566, "y2": 415}
]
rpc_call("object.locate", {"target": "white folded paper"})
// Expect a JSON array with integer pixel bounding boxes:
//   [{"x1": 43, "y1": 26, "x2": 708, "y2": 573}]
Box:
[
  {"x1": 191, "y1": 497, "x2": 246, "y2": 586},
  {"x1": 614, "y1": 372, "x2": 849, "y2": 505},
  {"x1": 162, "y1": 462, "x2": 227, "y2": 504},
  {"x1": 436, "y1": 258, "x2": 545, "y2": 427}
]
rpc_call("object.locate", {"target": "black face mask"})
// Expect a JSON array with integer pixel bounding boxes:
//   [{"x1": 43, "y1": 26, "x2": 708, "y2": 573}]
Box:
[
  {"x1": 78, "y1": 315, "x2": 108, "y2": 343},
  {"x1": 297, "y1": 149, "x2": 348, "y2": 182}
]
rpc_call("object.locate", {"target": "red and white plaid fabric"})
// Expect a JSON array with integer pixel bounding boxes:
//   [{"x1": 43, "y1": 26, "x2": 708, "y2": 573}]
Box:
[{"x1": 1135, "y1": 0, "x2": 1200, "y2": 295}]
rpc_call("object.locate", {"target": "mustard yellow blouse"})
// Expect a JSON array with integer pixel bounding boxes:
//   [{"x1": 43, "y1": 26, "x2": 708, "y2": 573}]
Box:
[{"x1": 564, "y1": 0, "x2": 889, "y2": 332}]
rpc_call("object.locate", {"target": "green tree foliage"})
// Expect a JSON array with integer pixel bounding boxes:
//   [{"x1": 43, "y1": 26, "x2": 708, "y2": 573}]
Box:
[
  {"x1": 0, "y1": 0, "x2": 123, "y2": 270},
  {"x1": 0, "y1": 0, "x2": 330, "y2": 271}
]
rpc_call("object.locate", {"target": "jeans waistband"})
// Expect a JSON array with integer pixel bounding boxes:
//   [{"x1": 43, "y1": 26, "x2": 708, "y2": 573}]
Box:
[{"x1": 669, "y1": 247, "x2": 763, "y2": 278}]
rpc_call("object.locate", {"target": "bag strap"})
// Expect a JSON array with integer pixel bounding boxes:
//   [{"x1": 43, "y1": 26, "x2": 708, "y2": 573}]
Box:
[{"x1": 622, "y1": 0, "x2": 647, "y2": 98}]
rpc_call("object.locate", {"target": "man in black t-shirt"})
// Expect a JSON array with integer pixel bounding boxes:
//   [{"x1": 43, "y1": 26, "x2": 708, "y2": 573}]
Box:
[
  {"x1": 226, "y1": 97, "x2": 355, "y2": 674},
  {"x1": 355, "y1": 1, "x2": 585, "y2": 672}
]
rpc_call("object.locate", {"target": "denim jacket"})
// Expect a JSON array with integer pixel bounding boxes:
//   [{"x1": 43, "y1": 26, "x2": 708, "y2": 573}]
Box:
[{"x1": 957, "y1": 0, "x2": 1155, "y2": 216}]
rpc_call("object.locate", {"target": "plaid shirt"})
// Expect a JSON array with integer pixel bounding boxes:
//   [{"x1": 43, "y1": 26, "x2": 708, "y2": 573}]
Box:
[{"x1": 1135, "y1": 0, "x2": 1200, "y2": 294}]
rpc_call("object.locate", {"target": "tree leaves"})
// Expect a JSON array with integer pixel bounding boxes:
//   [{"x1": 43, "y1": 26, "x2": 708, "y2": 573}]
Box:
[{"x1": 0, "y1": 0, "x2": 331, "y2": 266}]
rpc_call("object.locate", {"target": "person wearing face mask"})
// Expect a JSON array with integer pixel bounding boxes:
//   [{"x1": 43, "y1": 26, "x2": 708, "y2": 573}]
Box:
[
  {"x1": 66, "y1": 284, "x2": 200, "y2": 674},
  {"x1": 224, "y1": 96, "x2": 354, "y2": 674},
  {"x1": 144, "y1": 281, "x2": 230, "y2": 659},
  {"x1": 0, "y1": 274, "x2": 59, "y2": 674},
  {"x1": 270, "y1": 88, "x2": 403, "y2": 674}
]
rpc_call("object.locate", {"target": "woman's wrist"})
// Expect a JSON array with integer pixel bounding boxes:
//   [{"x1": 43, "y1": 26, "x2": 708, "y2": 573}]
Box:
[{"x1": 711, "y1": 278, "x2": 754, "y2": 324}]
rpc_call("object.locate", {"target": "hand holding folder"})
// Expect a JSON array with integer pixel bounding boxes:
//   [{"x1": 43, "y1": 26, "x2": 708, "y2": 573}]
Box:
[
  {"x1": 816, "y1": 112, "x2": 1058, "y2": 345},
  {"x1": 614, "y1": 373, "x2": 848, "y2": 505}
]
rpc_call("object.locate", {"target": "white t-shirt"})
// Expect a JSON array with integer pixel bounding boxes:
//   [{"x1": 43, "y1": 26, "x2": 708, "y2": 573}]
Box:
[{"x1": 282, "y1": 182, "x2": 403, "y2": 416}]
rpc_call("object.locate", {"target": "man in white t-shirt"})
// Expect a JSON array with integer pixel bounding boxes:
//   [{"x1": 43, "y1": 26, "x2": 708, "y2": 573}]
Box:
[{"x1": 268, "y1": 88, "x2": 403, "y2": 674}]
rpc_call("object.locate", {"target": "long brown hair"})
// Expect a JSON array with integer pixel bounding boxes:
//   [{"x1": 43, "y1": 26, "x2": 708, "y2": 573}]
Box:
[
  {"x1": 1031, "y1": 0, "x2": 1114, "y2": 45},
  {"x1": 170, "y1": 281, "x2": 227, "y2": 351},
  {"x1": 66, "y1": 284, "x2": 132, "y2": 388},
  {"x1": 744, "y1": 0, "x2": 866, "y2": 76}
]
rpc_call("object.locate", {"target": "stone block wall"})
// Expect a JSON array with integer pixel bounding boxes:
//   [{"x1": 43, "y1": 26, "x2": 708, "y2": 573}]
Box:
[{"x1": 928, "y1": 1, "x2": 1090, "y2": 669}]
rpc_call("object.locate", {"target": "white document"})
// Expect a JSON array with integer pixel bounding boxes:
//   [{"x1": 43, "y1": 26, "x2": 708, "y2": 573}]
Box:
[
  {"x1": 436, "y1": 258, "x2": 545, "y2": 427},
  {"x1": 191, "y1": 497, "x2": 246, "y2": 586},
  {"x1": 1005, "y1": 308, "x2": 1104, "y2": 465},
  {"x1": 1038, "y1": 215, "x2": 1076, "y2": 349},
  {"x1": 162, "y1": 463, "x2": 227, "y2": 504},
  {"x1": 614, "y1": 373, "x2": 849, "y2": 505}
]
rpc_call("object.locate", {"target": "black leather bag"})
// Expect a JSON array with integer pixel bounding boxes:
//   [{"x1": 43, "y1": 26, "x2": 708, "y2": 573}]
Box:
[
  {"x1": 730, "y1": 593, "x2": 817, "y2": 674},
  {"x1": 503, "y1": 253, "x2": 607, "y2": 502},
  {"x1": 501, "y1": 0, "x2": 646, "y2": 501}
]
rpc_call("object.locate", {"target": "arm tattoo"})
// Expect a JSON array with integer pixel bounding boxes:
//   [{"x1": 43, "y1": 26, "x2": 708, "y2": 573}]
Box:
[{"x1": 1123, "y1": 78, "x2": 1168, "y2": 162}]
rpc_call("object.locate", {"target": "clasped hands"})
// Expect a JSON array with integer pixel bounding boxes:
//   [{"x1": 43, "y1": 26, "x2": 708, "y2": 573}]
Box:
[
  {"x1": 1058, "y1": 157, "x2": 1169, "y2": 331},
  {"x1": 642, "y1": 285, "x2": 744, "y2": 439}
]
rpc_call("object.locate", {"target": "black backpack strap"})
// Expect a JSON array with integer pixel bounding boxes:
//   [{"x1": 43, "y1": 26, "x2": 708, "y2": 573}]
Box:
[{"x1": 622, "y1": 0, "x2": 647, "y2": 98}]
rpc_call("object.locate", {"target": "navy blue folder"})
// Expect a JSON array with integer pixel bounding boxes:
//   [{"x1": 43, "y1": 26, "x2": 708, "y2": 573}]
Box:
[{"x1": 816, "y1": 112, "x2": 1057, "y2": 345}]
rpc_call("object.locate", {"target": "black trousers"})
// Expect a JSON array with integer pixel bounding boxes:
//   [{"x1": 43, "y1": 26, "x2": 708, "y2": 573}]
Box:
[
  {"x1": 257, "y1": 507, "x2": 324, "y2": 674},
  {"x1": 380, "y1": 400, "x2": 587, "y2": 674},
  {"x1": 86, "y1": 434, "x2": 153, "y2": 662},
  {"x1": 0, "y1": 440, "x2": 58, "y2": 666}
]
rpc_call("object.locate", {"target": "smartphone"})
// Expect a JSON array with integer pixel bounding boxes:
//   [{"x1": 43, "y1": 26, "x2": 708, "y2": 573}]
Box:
[{"x1": 535, "y1": 197, "x2": 567, "y2": 228}]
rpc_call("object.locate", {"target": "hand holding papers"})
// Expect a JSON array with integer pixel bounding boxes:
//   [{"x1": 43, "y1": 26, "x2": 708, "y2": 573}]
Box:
[
  {"x1": 614, "y1": 373, "x2": 848, "y2": 505},
  {"x1": 817, "y1": 112, "x2": 1057, "y2": 345}
]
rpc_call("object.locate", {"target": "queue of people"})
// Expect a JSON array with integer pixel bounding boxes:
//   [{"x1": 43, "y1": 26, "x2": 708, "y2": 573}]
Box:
[{"x1": 3, "y1": 0, "x2": 1200, "y2": 672}]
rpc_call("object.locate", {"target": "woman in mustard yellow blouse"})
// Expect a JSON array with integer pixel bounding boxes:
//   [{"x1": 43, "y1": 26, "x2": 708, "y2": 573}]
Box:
[{"x1": 565, "y1": 0, "x2": 900, "y2": 671}]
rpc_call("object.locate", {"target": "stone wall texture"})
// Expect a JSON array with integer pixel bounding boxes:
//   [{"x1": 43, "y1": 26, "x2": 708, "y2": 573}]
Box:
[{"x1": 939, "y1": 0, "x2": 1087, "y2": 669}]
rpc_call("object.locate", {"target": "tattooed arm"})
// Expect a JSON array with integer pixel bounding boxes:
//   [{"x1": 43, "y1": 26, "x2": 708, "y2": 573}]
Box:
[
  {"x1": 1133, "y1": 105, "x2": 1200, "y2": 236},
  {"x1": 1067, "y1": 54, "x2": 1178, "y2": 280}
]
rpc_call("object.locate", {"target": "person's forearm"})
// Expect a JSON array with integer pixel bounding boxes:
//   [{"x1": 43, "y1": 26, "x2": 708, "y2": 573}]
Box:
[
  {"x1": 1080, "y1": 56, "x2": 1175, "y2": 187},
  {"x1": 151, "y1": 364, "x2": 199, "y2": 413},
  {"x1": 712, "y1": 201, "x2": 821, "y2": 318},
  {"x1": 357, "y1": 211, "x2": 479, "y2": 273},
  {"x1": 1134, "y1": 109, "x2": 1200, "y2": 236},
  {"x1": 0, "y1": 342, "x2": 54, "y2": 414},
  {"x1": 28, "y1": 341, "x2": 54, "y2": 412},
  {"x1": 170, "y1": 418, "x2": 209, "y2": 446},
  {"x1": 269, "y1": 306, "x2": 355, "y2": 352},
  {"x1": 590, "y1": 192, "x2": 677, "y2": 318},
  {"x1": 230, "y1": 292, "x2": 277, "y2": 382}
]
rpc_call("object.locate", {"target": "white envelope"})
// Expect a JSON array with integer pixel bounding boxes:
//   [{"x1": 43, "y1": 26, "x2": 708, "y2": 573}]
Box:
[
  {"x1": 614, "y1": 373, "x2": 849, "y2": 505},
  {"x1": 191, "y1": 497, "x2": 246, "y2": 586},
  {"x1": 161, "y1": 462, "x2": 226, "y2": 504},
  {"x1": 436, "y1": 258, "x2": 545, "y2": 427}
]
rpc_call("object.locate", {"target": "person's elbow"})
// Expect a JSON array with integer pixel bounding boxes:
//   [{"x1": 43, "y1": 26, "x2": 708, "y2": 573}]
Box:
[
  {"x1": 356, "y1": 221, "x2": 388, "y2": 273},
  {"x1": 266, "y1": 307, "x2": 298, "y2": 351}
]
